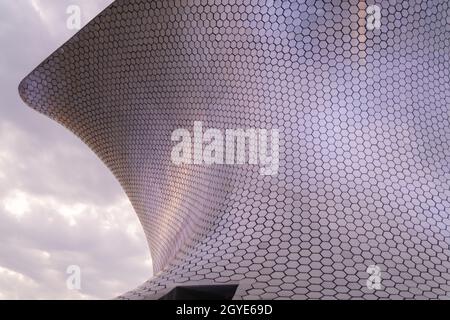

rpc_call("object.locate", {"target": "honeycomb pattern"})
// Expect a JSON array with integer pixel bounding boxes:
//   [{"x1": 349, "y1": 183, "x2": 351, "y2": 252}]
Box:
[{"x1": 19, "y1": 0, "x2": 450, "y2": 299}]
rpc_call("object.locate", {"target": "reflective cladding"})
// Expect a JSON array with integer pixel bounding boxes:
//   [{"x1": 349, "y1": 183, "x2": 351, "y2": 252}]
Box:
[{"x1": 19, "y1": 0, "x2": 450, "y2": 299}]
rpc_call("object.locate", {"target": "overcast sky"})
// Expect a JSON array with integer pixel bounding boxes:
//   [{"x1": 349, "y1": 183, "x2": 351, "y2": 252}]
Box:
[{"x1": 0, "y1": 0, "x2": 152, "y2": 299}]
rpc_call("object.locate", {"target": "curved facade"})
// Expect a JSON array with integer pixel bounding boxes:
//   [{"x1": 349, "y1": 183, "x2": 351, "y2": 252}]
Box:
[{"x1": 19, "y1": 0, "x2": 449, "y2": 299}]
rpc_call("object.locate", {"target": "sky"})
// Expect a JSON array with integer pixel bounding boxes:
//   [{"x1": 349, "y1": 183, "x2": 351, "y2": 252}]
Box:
[{"x1": 0, "y1": 0, "x2": 152, "y2": 299}]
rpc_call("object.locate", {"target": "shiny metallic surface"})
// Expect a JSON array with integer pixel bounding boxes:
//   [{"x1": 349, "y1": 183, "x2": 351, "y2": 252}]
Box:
[{"x1": 19, "y1": 0, "x2": 449, "y2": 299}]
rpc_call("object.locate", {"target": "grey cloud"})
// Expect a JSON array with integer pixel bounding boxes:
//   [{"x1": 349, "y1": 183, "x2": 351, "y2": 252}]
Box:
[
  {"x1": 0, "y1": 191, "x2": 152, "y2": 299},
  {"x1": 0, "y1": 0, "x2": 151, "y2": 299}
]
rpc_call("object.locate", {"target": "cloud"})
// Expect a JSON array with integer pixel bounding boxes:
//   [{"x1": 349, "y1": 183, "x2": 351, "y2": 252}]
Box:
[
  {"x1": 0, "y1": 190, "x2": 152, "y2": 299},
  {"x1": 0, "y1": 0, "x2": 152, "y2": 299},
  {"x1": 0, "y1": 120, "x2": 152, "y2": 299}
]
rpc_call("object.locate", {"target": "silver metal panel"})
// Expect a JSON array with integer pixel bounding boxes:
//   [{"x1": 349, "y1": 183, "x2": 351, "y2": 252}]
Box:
[{"x1": 19, "y1": 0, "x2": 450, "y2": 299}]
